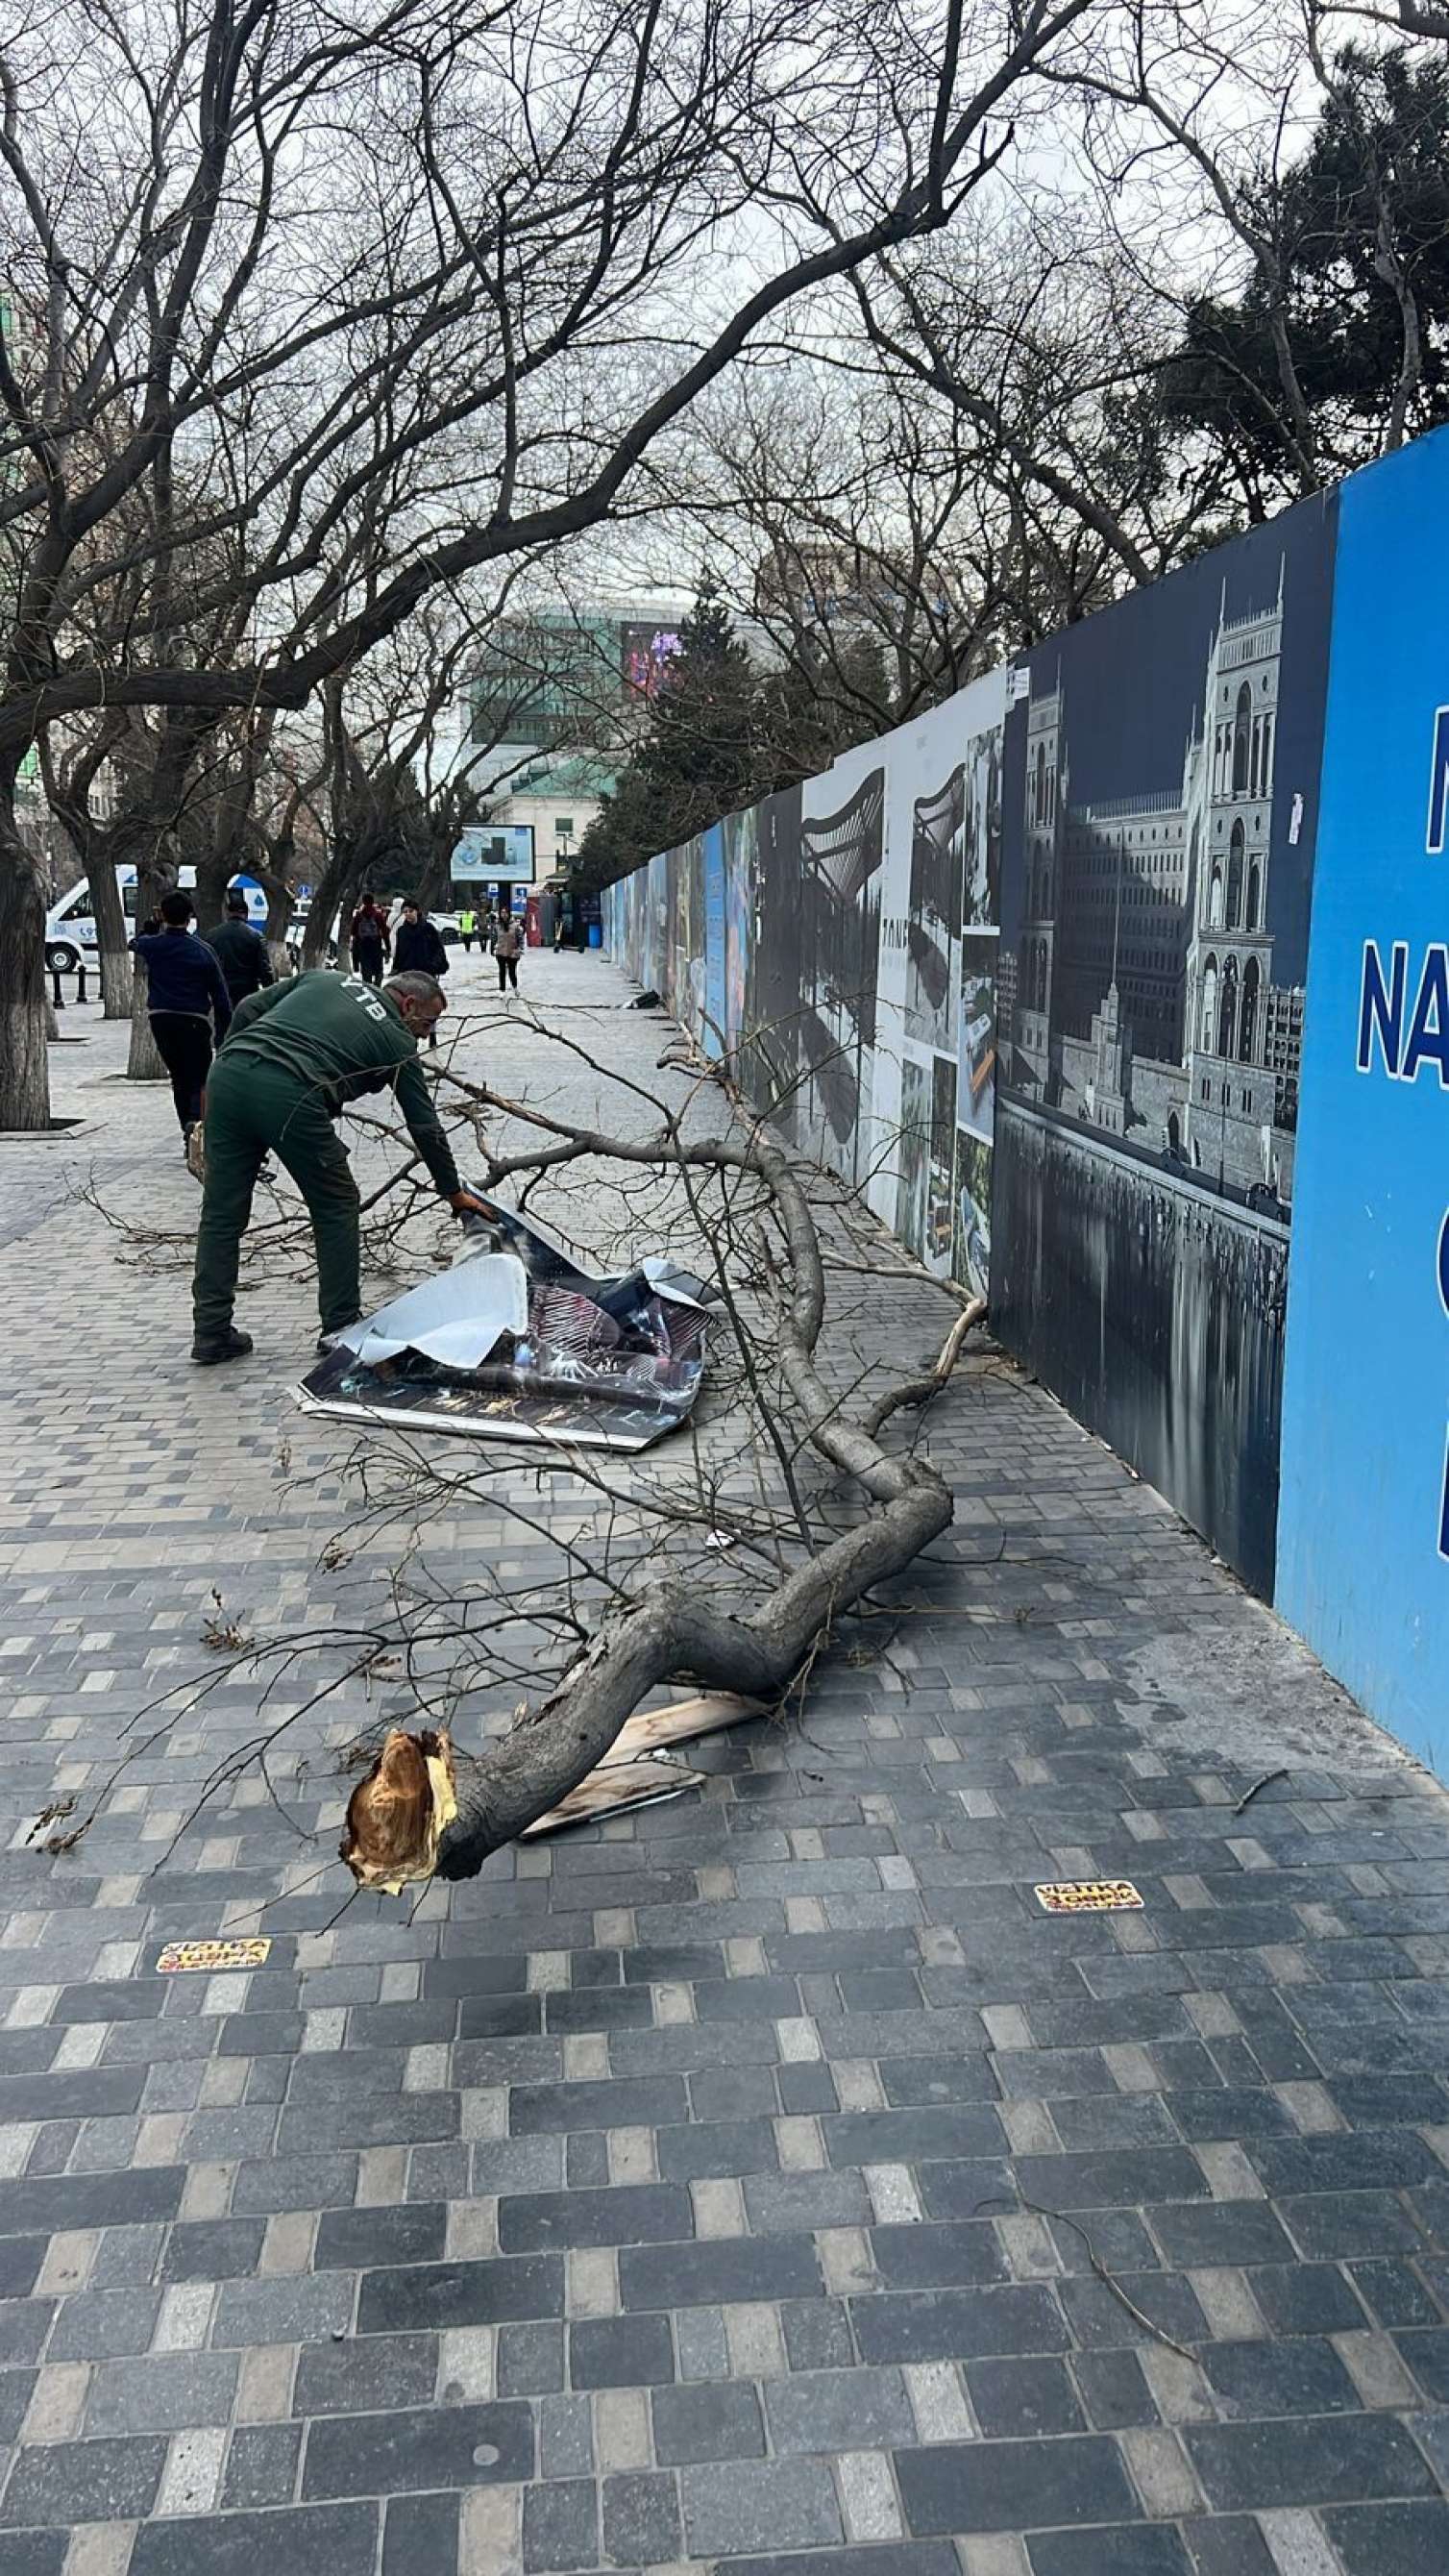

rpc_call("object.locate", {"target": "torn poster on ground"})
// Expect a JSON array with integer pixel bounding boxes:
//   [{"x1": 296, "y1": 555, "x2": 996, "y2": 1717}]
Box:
[{"x1": 295, "y1": 1192, "x2": 714, "y2": 1452}]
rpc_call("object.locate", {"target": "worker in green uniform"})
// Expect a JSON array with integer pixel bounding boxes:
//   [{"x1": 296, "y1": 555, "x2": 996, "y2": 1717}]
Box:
[{"x1": 191, "y1": 967, "x2": 488, "y2": 1366}]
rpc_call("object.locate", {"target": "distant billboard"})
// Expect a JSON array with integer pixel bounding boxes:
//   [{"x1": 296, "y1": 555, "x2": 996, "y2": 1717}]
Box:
[
  {"x1": 452, "y1": 824, "x2": 536, "y2": 882},
  {"x1": 621, "y1": 622, "x2": 681, "y2": 700}
]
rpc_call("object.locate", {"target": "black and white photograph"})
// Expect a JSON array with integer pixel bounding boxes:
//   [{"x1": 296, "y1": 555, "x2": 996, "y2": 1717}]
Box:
[
  {"x1": 963, "y1": 723, "x2": 1002, "y2": 929},
  {"x1": 957, "y1": 935, "x2": 996, "y2": 1148},
  {"x1": 903, "y1": 763, "x2": 962, "y2": 1053},
  {"x1": 993, "y1": 498, "x2": 1339, "y2": 1594}
]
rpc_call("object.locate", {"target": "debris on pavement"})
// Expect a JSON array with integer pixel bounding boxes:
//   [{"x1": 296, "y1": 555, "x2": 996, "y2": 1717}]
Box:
[
  {"x1": 296, "y1": 1191, "x2": 715, "y2": 1452},
  {"x1": 341, "y1": 1693, "x2": 767, "y2": 1888}
]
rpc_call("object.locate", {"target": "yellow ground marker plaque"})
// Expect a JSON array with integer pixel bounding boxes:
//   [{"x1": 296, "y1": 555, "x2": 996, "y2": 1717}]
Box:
[
  {"x1": 156, "y1": 1938, "x2": 272, "y2": 1973},
  {"x1": 1034, "y1": 1880, "x2": 1143, "y2": 1915}
]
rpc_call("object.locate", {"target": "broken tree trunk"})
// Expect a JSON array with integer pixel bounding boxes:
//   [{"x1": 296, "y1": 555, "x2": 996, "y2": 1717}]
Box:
[{"x1": 338, "y1": 1109, "x2": 981, "y2": 1885}]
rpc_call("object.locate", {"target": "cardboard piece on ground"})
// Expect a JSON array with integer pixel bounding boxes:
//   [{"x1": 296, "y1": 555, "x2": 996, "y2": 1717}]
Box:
[
  {"x1": 521, "y1": 1758, "x2": 706, "y2": 1837},
  {"x1": 519, "y1": 1697, "x2": 766, "y2": 1840},
  {"x1": 611, "y1": 1692, "x2": 769, "y2": 1756}
]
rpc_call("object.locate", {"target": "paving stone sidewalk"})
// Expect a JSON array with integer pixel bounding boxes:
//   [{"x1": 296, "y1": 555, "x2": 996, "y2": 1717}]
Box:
[{"x1": 1, "y1": 950, "x2": 1448, "y2": 2576}]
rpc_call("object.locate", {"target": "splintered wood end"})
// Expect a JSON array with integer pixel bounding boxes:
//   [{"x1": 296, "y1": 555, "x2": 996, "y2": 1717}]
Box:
[{"x1": 339, "y1": 1727, "x2": 456, "y2": 1891}]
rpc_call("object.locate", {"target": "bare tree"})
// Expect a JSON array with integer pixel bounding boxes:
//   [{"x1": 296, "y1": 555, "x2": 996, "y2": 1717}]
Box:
[{"x1": 0, "y1": 0, "x2": 1097, "y2": 1127}]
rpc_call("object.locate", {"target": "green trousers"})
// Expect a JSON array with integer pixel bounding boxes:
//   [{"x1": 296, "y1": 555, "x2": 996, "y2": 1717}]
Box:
[{"x1": 193, "y1": 1054, "x2": 361, "y2": 1338}]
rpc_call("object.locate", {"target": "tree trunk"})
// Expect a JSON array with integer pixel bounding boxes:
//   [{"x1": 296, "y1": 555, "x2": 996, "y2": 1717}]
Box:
[
  {"x1": 126, "y1": 855, "x2": 173, "y2": 1079},
  {"x1": 126, "y1": 961, "x2": 166, "y2": 1078},
  {"x1": 0, "y1": 802, "x2": 53, "y2": 1130},
  {"x1": 194, "y1": 846, "x2": 232, "y2": 933},
  {"x1": 302, "y1": 845, "x2": 356, "y2": 967},
  {"x1": 85, "y1": 857, "x2": 135, "y2": 1019}
]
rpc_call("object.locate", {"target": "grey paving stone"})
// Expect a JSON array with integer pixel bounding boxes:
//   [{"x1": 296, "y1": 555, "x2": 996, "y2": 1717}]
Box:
[
  {"x1": 357, "y1": 2254, "x2": 564, "y2": 2333},
  {"x1": 312, "y1": 2204, "x2": 446, "y2": 2272},
  {"x1": 1184, "y1": 2414, "x2": 1437, "y2": 2510},
  {"x1": 48, "y1": 2286, "x2": 161, "y2": 2360},
  {"x1": 0, "y1": 2535, "x2": 66, "y2": 2576},
  {"x1": 679, "y1": 2455, "x2": 845, "y2": 2555},
  {"x1": 1200, "y1": 2336, "x2": 1362, "y2": 2415},
  {"x1": 720, "y1": 2554, "x2": 958, "y2": 2576},
  {"x1": 497, "y1": 2182, "x2": 692, "y2": 2253},
  {"x1": 381, "y1": 2491, "x2": 459, "y2": 2576},
  {"x1": 0, "y1": 2238, "x2": 45, "y2": 2300},
  {"x1": 0, "y1": 2167, "x2": 184, "y2": 2234},
  {"x1": 160, "y1": 2218, "x2": 267, "y2": 2282},
  {"x1": 522, "y1": 2476, "x2": 599, "y2": 2573},
  {"x1": 231, "y1": 2154, "x2": 359, "y2": 2216},
  {"x1": 601, "y1": 2469, "x2": 682, "y2": 2567},
  {"x1": 896, "y1": 2432, "x2": 1142, "y2": 2535},
  {"x1": 212, "y1": 2274, "x2": 355, "y2": 2348},
  {"x1": 764, "y1": 2363, "x2": 915, "y2": 2454},
  {"x1": 852, "y1": 2284, "x2": 1070, "y2": 2365},
  {"x1": 509, "y1": 2076, "x2": 688, "y2": 2134},
  {"x1": 292, "y1": 2332, "x2": 439, "y2": 2417},
  {"x1": 1025, "y1": 2530, "x2": 1192, "y2": 2575},
  {"x1": 498, "y1": 2319, "x2": 567, "y2": 2394},
  {"x1": 620, "y1": 2233, "x2": 823, "y2": 2311},
  {"x1": 965, "y1": 2355, "x2": 1088, "y2": 2438},
  {"x1": 569, "y1": 2312, "x2": 675, "y2": 2390},
  {"x1": 652, "y1": 2377, "x2": 766, "y2": 2464},
  {"x1": 1322, "y1": 2501, "x2": 1449, "y2": 2573},
  {"x1": 221, "y1": 2420, "x2": 305, "y2": 2510},
  {"x1": 301, "y1": 2399, "x2": 534, "y2": 2497},
  {"x1": 742, "y1": 2168, "x2": 872, "y2": 2232},
  {"x1": 0, "y1": 2295, "x2": 54, "y2": 2365},
  {"x1": 86, "y1": 2350, "x2": 240, "y2": 2435},
  {"x1": 539, "y1": 2392, "x2": 594, "y2": 2479},
  {"x1": 129, "y1": 2503, "x2": 379, "y2": 2576},
  {"x1": 0, "y1": 2432, "x2": 169, "y2": 2526}
]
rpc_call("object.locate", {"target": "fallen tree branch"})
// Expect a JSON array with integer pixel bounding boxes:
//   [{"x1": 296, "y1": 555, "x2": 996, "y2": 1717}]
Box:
[{"x1": 344, "y1": 1110, "x2": 981, "y2": 1882}]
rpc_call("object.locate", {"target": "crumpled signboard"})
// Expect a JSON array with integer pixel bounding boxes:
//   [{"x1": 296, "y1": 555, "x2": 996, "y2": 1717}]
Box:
[{"x1": 295, "y1": 1193, "x2": 713, "y2": 1452}]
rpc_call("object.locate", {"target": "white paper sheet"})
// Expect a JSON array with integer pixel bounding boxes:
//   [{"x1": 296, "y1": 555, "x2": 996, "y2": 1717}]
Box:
[{"x1": 340, "y1": 1252, "x2": 529, "y2": 1369}]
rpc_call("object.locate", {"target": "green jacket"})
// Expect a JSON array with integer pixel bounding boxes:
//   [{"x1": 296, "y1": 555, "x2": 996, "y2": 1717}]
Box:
[{"x1": 221, "y1": 970, "x2": 460, "y2": 1198}]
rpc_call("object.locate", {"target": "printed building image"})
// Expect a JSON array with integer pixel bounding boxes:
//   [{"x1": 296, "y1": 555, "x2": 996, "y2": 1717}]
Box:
[{"x1": 1005, "y1": 561, "x2": 1304, "y2": 1205}]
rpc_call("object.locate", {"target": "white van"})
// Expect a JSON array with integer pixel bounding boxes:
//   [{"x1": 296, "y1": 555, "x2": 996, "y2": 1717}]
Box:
[{"x1": 44, "y1": 868, "x2": 269, "y2": 972}]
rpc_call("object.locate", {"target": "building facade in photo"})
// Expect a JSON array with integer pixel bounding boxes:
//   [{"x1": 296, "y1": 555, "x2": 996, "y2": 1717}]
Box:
[{"x1": 1007, "y1": 563, "x2": 1304, "y2": 1203}]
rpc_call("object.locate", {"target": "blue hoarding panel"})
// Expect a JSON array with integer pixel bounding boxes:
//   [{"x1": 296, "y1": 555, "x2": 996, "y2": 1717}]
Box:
[{"x1": 1277, "y1": 425, "x2": 1449, "y2": 1771}]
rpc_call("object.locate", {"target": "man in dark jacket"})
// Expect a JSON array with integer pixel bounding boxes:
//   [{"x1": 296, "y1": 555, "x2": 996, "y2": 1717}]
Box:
[
  {"x1": 392, "y1": 903, "x2": 449, "y2": 1043},
  {"x1": 204, "y1": 888, "x2": 276, "y2": 1004},
  {"x1": 190, "y1": 967, "x2": 490, "y2": 1365},
  {"x1": 132, "y1": 890, "x2": 233, "y2": 1160}
]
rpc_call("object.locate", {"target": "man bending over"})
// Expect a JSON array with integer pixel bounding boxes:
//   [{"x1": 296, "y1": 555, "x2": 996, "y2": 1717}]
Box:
[{"x1": 190, "y1": 968, "x2": 486, "y2": 1366}]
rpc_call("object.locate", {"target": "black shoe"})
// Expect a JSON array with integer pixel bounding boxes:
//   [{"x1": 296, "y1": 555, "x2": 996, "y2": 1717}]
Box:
[
  {"x1": 316, "y1": 1321, "x2": 362, "y2": 1356},
  {"x1": 191, "y1": 1326, "x2": 255, "y2": 1367}
]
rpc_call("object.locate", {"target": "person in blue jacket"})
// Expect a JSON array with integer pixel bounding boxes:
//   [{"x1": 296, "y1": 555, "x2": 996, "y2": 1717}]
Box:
[{"x1": 132, "y1": 889, "x2": 233, "y2": 1167}]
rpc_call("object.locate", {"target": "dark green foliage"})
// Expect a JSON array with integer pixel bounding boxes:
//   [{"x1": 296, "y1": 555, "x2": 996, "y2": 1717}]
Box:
[{"x1": 1160, "y1": 47, "x2": 1449, "y2": 507}]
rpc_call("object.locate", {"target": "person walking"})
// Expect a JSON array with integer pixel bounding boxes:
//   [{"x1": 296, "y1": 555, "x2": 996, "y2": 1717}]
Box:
[
  {"x1": 132, "y1": 890, "x2": 233, "y2": 1170},
  {"x1": 191, "y1": 969, "x2": 490, "y2": 1366},
  {"x1": 495, "y1": 911, "x2": 524, "y2": 994},
  {"x1": 350, "y1": 895, "x2": 391, "y2": 985},
  {"x1": 457, "y1": 905, "x2": 476, "y2": 954},
  {"x1": 204, "y1": 887, "x2": 276, "y2": 1005},
  {"x1": 392, "y1": 902, "x2": 449, "y2": 1044}
]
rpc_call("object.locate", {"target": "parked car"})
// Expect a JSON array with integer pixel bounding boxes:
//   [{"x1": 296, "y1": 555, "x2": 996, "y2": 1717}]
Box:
[
  {"x1": 283, "y1": 904, "x2": 339, "y2": 964},
  {"x1": 44, "y1": 867, "x2": 267, "y2": 973}
]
